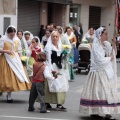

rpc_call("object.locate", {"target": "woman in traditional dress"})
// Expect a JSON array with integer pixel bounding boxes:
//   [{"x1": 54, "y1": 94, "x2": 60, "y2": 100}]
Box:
[
  {"x1": 65, "y1": 27, "x2": 79, "y2": 80},
  {"x1": 82, "y1": 27, "x2": 95, "y2": 43},
  {"x1": 0, "y1": 25, "x2": 31, "y2": 102},
  {"x1": 41, "y1": 29, "x2": 51, "y2": 48},
  {"x1": 79, "y1": 27, "x2": 119, "y2": 120},
  {"x1": 23, "y1": 31, "x2": 33, "y2": 47},
  {"x1": 44, "y1": 31, "x2": 69, "y2": 110}
]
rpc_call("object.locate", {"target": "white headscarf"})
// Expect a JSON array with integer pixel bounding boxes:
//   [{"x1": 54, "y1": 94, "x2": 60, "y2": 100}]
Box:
[
  {"x1": 83, "y1": 28, "x2": 95, "y2": 40},
  {"x1": 23, "y1": 31, "x2": 33, "y2": 47},
  {"x1": 33, "y1": 36, "x2": 41, "y2": 46},
  {"x1": 23, "y1": 31, "x2": 33, "y2": 40},
  {"x1": 1, "y1": 25, "x2": 22, "y2": 52},
  {"x1": 4, "y1": 25, "x2": 18, "y2": 41}
]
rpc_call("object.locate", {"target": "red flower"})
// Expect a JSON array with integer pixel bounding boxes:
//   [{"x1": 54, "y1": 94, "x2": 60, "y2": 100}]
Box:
[
  {"x1": 55, "y1": 76, "x2": 58, "y2": 79},
  {"x1": 52, "y1": 71, "x2": 57, "y2": 74}
]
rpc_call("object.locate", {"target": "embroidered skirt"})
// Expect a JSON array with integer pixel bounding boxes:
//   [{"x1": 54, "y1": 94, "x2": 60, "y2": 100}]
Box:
[{"x1": 79, "y1": 70, "x2": 120, "y2": 114}]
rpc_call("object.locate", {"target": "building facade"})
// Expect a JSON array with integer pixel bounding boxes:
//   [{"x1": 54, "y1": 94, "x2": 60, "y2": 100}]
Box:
[
  {"x1": 68, "y1": 0, "x2": 116, "y2": 40},
  {"x1": 0, "y1": 0, "x2": 17, "y2": 35},
  {"x1": 0, "y1": 0, "x2": 116, "y2": 40}
]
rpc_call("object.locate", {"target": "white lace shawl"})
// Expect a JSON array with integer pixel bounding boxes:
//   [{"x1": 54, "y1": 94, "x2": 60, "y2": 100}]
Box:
[{"x1": 91, "y1": 37, "x2": 117, "y2": 80}]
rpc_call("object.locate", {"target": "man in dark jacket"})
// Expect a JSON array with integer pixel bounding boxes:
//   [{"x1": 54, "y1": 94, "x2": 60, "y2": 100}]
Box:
[{"x1": 74, "y1": 25, "x2": 83, "y2": 48}]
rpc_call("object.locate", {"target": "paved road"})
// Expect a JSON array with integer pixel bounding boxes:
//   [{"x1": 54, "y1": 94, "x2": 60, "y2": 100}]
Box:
[{"x1": 0, "y1": 64, "x2": 120, "y2": 120}]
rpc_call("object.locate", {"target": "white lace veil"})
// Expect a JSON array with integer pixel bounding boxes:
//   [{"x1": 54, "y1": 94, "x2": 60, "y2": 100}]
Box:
[
  {"x1": 95, "y1": 27, "x2": 104, "y2": 40},
  {"x1": 45, "y1": 31, "x2": 62, "y2": 52},
  {"x1": 44, "y1": 31, "x2": 62, "y2": 70}
]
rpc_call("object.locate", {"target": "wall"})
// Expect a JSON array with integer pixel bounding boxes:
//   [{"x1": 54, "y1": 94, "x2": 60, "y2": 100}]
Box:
[
  {"x1": 73, "y1": 0, "x2": 112, "y2": 7},
  {"x1": 0, "y1": 0, "x2": 16, "y2": 14},
  {"x1": 0, "y1": 0, "x2": 17, "y2": 35},
  {"x1": 72, "y1": 0, "x2": 116, "y2": 40},
  {"x1": 80, "y1": 5, "x2": 89, "y2": 35},
  {"x1": 64, "y1": 5, "x2": 70, "y2": 26},
  {"x1": 40, "y1": 2, "x2": 48, "y2": 26},
  {"x1": 101, "y1": 3, "x2": 116, "y2": 40}
]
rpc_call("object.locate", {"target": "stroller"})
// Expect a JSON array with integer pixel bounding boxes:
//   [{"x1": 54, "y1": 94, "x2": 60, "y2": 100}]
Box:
[{"x1": 77, "y1": 44, "x2": 91, "y2": 73}]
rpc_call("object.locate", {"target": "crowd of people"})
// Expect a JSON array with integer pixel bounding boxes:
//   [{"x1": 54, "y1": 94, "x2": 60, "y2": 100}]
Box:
[{"x1": 0, "y1": 23, "x2": 120, "y2": 120}]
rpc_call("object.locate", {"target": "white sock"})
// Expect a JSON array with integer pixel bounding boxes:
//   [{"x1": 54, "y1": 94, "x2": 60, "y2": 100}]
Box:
[{"x1": 7, "y1": 92, "x2": 12, "y2": 100}]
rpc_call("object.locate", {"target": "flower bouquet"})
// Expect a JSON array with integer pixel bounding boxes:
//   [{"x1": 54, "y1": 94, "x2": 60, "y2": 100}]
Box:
[
  {"x1": 62, "y1": 45, "x2": 71, "y2": 69},
  {"x1": 52, "y1": 71, "x2": 62, "y2": 79},
  {"x1": 22, "y1": 49, "x2": 26, "y2": 56},
  {"x1": 27, "y1": 57, "x2": 35, "y2": 76},
  {"x1": 21, "y1": 56, "x2": 28, "y2": 66}
]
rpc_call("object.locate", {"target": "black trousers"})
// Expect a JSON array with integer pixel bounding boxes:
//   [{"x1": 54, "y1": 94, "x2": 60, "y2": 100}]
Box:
[{"x1": 29, "y1": 82, "x2": 46, "y2": 112}]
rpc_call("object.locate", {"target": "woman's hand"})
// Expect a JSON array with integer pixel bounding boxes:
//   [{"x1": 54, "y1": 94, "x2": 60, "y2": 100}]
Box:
[
  {"x1": 112, "y1": 37, "x2": 117, "y2": 55},
  {"x1": 6, "y1": 50, "x2": 14, "y2": 55},
  {"x1": 110, "y1": 54, "x2": 114, "y2": 61},
  {"x1": 112, "y1": 37, "x2": 116, "y2": 45}
]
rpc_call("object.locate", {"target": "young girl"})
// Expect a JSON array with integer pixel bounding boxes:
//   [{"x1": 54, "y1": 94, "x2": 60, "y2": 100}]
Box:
[
  {"x1": 29, "y1": 37, "x2": 43, "y2": 61},
  {"x1": 0, "y1": 25, "x2": 31, "y2": 102},
  {"x1": 28, "y1": 52, "x2": 55, "y2": 113}
]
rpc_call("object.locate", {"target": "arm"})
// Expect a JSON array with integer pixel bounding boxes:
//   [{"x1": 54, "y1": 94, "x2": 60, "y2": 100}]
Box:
[
  {"x1": 32, "y1": 64, "x2": 35, "y2": 79},
  {"x1": 93, "y1": 40, "x2": 111, "y2": 66},
  {"x1": 43, "y1": 66, "x2": 55, "y2": 81},
  {"x1": 112, "y1": 38, "x2": 117, "y2": 55},
  {"x1": 45, "y1": 50, "x2": 53, "y2": 71},
  {"x1": 18, "y1": 39, "x2": 23, "y2": 57},
  {"x1": 0, "y1": 39, "x2": 13, "y2": 55},
  {"x1": 73, "y1": 36, "x2": 77, "y2": 43}
]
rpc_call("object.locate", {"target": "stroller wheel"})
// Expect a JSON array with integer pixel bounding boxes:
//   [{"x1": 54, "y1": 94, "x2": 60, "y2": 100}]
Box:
[{"x1": 78, "y1": 69, "x2": 81, "y2": 74}]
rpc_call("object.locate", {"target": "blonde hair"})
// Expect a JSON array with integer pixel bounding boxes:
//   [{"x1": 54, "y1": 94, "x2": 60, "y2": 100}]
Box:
[{"x1": 51, "y1": 31, "x2": 60, "y2": 37}]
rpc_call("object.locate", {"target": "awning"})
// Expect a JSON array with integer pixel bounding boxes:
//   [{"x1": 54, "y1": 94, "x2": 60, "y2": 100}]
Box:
[{"x1": 36, "y1": 0, "x2": 72, "y2": 5}]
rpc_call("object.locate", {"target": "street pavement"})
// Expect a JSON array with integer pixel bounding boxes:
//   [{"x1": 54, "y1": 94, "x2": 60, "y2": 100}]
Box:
[{"x1": 0, "y1": 64, "x2": 120, "y2": 120}]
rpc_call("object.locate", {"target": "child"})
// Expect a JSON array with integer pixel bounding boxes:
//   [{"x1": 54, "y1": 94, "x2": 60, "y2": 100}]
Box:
[{"x1": 28, "y1": 52, "x2": 55, "y2": 113}]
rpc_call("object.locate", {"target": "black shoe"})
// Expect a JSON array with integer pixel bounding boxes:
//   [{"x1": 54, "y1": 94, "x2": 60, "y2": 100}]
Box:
[
  {"x1": 0, "y1": 92, "x2": 3, "y2": 96},
  {"x1": 46, "y1": 103, "x2": 52, "y2": 109},
  {"x1": 7, "y1": 99, "x2": 13, "y2": 103},
  {"x1": 91, "y1": 115, "x2": 103, "y2": 119},
  {"x1": 6, "y1": 95, "x2": 13, "y2": 103},
  {"x1": 28, "y1": 107, "x2": 35, "y2": 112},
  {"x1": 56, "y1": 105, "x2": 67, "y2": 110},
  {"x1": 40, "y1": 110, "x2": 50, "y2": 113}
]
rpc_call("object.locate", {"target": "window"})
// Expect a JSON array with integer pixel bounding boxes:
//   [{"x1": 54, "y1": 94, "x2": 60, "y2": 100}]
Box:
[
  {"x1": 89, "y1": 6, "x2": 101, "y2": 29},
  {"x1": 69, "y1": 5, "x2": 80, "y2": 27},
  {"x1": 4, "y1": 17, "x2": 11, "y2": 34}
]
